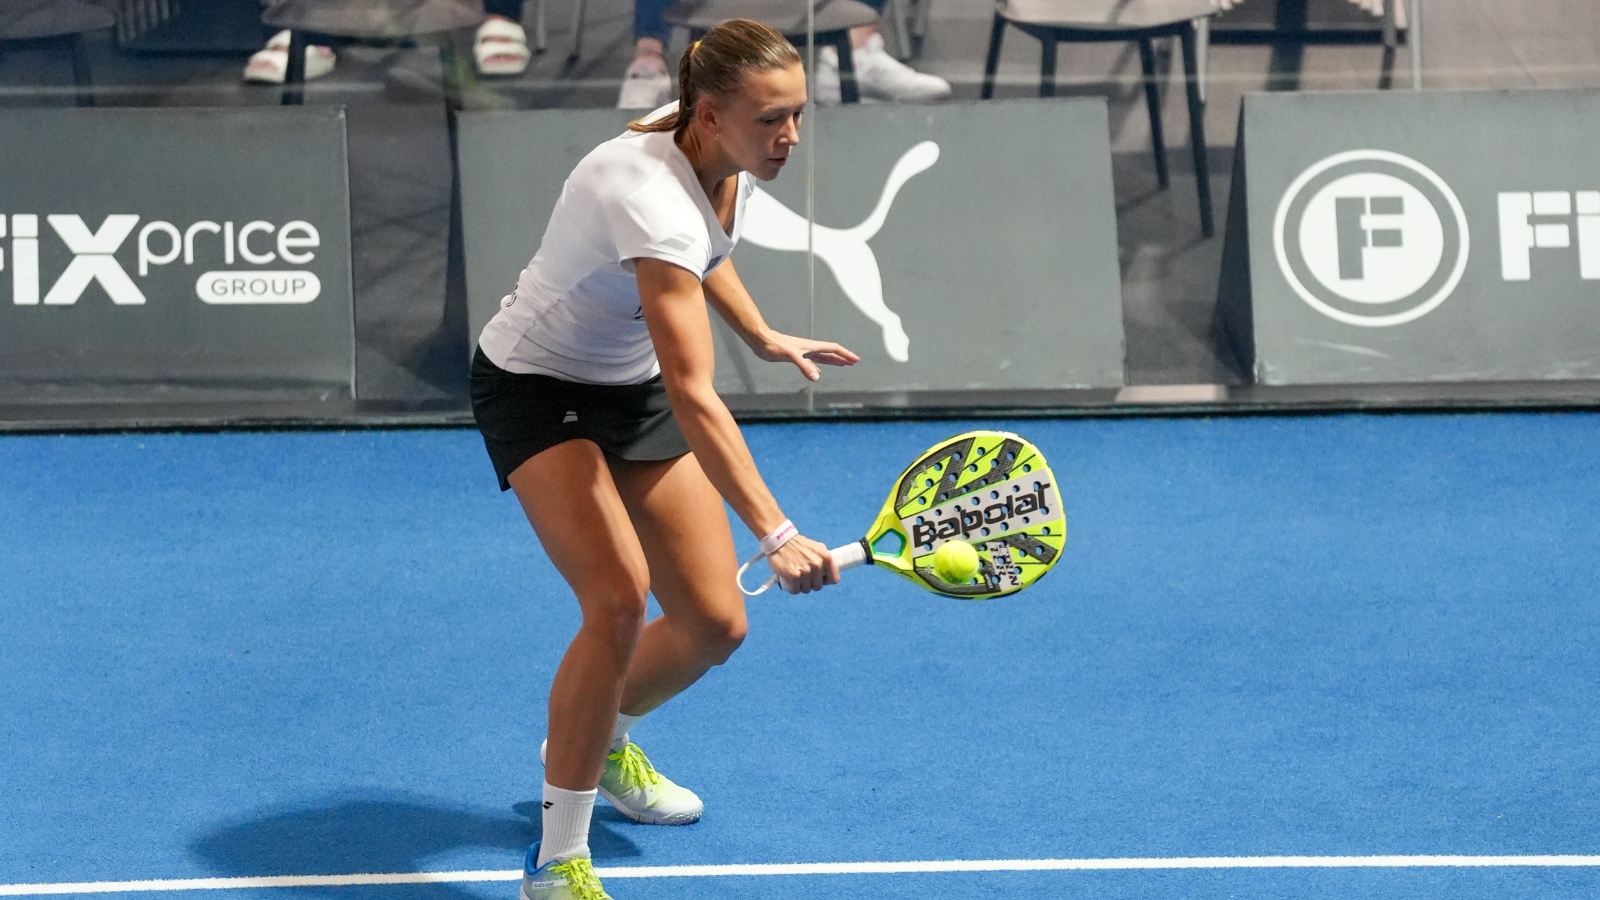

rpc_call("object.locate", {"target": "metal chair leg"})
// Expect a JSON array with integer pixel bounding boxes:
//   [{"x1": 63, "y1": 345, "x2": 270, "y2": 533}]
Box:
[
  {"x1": 1408, "y1": 0, "x2": 1422, "y2": 89},
  {"x1": 912, "y1": 0, "x2": 932, "y2": 56},
  {"x1": 439, "y1": 44, "x2": 465, "y2": 112},
  {"x1": 1138, "y1": 37, "x2": 1169, "y2": 189},
  {"x1": 281, "y1": 29, "x2": 307, "y2": 105},
  {"x1": 1038, "y1": 33, "x2": 1056, "y2": 98},
  {"x1": 70, "y1": 34, "x2": 94, "y2": 108},
  {"x1": 886, "y1": 0, "x2": 913, "y2": 61},
  {"x1": 980, "y1": 14, "x2": 1005, "y2": 100},
  {"x1": 1179, "y1": 25, "x2": 1214, "y2": 238},
  {"x1": 832, "y1": 31, "x2": 860, "y2": 103},
  {"x1": 568, "y1": 0, "x2": 587, "y2": 62}
]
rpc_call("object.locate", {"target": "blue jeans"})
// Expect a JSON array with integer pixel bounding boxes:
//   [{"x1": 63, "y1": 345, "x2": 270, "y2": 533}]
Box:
[{"x1": 482, "y1": 0, "x2": 675, "y2": 44}]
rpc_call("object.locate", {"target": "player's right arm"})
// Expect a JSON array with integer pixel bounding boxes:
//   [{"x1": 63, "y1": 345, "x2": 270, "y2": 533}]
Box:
[{"x1": 633, "y1": 257, "x2": 837, "y2": 592}]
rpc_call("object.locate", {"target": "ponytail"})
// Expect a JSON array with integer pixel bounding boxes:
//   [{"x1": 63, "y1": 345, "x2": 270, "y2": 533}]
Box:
[{"x1": 628, "y1": 19, "x2": 801, "y2": 139}]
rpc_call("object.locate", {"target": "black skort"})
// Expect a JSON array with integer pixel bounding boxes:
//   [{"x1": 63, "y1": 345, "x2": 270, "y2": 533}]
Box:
[{"x1": 470, "y1": 347, "x2": 691, "y2": 492}]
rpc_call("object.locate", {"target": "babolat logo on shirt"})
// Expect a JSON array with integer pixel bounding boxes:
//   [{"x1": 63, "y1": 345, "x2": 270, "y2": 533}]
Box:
[
  {"x1": 1, "y1": 213, "x2": 324, "y2": 306},
  {"x1": 907, "y1": 478, "x2": 1057, "y2": 547}
]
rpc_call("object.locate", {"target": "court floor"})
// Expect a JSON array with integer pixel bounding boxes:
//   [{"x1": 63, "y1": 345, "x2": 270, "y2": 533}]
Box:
[{"x1": 3, "y1": 413, "x2": 1599, "y2": 899}]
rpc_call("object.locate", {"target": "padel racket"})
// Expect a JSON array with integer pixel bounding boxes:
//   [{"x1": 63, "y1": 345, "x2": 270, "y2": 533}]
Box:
[{"x1": 739, "y1": 430, "x2": 1065, "y2": 599}]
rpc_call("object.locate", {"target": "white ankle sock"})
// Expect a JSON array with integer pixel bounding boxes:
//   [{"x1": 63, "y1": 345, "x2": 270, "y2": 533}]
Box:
[
  {"x1": 537, "y1": 783, "x2": 596, "y2": 867},
  {"x1": 611, "y1": 712, "x2": 644, "y2": 752}
]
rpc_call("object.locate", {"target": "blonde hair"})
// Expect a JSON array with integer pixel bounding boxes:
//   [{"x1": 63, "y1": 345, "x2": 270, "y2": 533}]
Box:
[{"x1": 628, "y1": 19, "x2": 801, "y2": 139}]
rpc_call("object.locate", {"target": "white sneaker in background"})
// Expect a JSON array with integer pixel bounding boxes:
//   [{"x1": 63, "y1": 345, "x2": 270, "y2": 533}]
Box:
[
  {"x1": 617, "y1": 56, "x2": 672, "y2": 109},
  {"x1": 474, "y1": 16, "x2": 532, "y2": 76},
  {"x1": 853, "y1": 32, "x2": 951, "y2": 103},
  {"x1": 243, "y1": 30, "x2": 335, "y2": 85}
]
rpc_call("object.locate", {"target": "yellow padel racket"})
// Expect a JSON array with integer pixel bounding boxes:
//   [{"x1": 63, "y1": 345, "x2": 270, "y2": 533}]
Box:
[{"x1": 739, "y1": 430, "x2": 1066, "y2": 599}]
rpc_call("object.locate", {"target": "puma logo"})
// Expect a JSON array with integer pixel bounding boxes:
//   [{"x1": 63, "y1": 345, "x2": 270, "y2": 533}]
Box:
[{"x1": 742, "y1": 141, "x2": 940, "y2": 363}]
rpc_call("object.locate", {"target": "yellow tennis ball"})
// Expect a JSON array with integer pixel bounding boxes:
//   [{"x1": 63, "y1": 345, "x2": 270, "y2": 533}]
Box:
[{"x1": 931, "y1": 540, "x2": 981, "y2": 584}]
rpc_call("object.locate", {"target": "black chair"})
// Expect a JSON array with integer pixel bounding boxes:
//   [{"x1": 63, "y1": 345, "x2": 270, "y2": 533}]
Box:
[
  {"x1": 261, "y1": 0, "x2": 485, "y2": 106},
  {"x1": 981, "y1": 0, "x2": 1217, "y2": 236},
  {"x1": 263, "y1": 0, "x2": 485, "y2": 403},
  {"x1": 0, "y1": 0, "x2": 115, "y2": 107},
  {"x1": 662, "y1": 0, "x2": 879, "y2": 104}
]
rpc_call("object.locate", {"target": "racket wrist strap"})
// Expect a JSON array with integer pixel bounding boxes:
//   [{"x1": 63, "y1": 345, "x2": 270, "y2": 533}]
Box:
[{"x1": 758, "y1": 519, "x2": 798, "y2": 556}]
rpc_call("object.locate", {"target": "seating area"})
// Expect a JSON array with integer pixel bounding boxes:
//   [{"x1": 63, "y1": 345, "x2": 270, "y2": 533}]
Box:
[{"x1": 0, "y1": 0, "x2": 1596, "y2": 398}]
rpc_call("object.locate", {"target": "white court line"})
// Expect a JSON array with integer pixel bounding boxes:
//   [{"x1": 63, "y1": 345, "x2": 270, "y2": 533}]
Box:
[{"x1": 5, "y1": 856, "x2": 1600, "y2": 895}]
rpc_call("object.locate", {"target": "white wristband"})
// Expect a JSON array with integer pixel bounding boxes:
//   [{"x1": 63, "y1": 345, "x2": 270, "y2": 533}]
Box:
[{"x1": 759, "y1": 519, "x2": 799, "y2": 556}]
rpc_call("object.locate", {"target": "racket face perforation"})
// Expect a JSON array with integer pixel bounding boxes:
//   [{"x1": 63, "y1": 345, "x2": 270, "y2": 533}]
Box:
[{"x1": 867, "y1": 430, "x2": 1066, "y2": 600}]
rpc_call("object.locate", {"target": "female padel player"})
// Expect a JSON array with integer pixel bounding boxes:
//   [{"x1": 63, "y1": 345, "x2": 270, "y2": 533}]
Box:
[{"x1": 470, "y1": 19, "x2": 857, "y2": 900}]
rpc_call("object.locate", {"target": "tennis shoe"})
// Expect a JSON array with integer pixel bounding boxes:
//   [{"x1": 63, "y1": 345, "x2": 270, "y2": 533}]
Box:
[
  {"x1": 852, "y1": 32, "x2": 951, "y2": 103},
  {"x1": 617, "y1": 57, "x2": 672, "y2": 109},
  {"x1": 520, "y1": 843, "x2": 612, "y2": 900},
  {"x1": 540, "y1": 739, "x2": 703, "y2": 825},
  {"x1": 816, "y1": 35, "x2": 950, "y2": 105},
  {"x1": 243, "y1": 30, "x2": 335, "y2": 84}
]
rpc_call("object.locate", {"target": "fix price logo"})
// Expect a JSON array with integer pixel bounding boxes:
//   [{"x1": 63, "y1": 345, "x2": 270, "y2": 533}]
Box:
[
  {"x1": 1498, "y1": 190, "x2": 1600, "y2": 282},
  {"x1": 0, "y1": 214, "x2": 323, "y2": 307},
  {"x1": 1274, "y1": 150, "x2": 1470, "y2": 327}
]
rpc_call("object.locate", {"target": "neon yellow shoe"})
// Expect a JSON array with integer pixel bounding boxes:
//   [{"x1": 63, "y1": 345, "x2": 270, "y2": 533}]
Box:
[
  {"x1": 520, "y1": 844, "x2": 611, "y2": 900},
  {"x1": 540, "y1": 739, "x2": 704, "y2": 825}
]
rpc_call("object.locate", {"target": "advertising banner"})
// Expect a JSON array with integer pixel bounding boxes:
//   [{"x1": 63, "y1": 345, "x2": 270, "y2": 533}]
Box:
[
  {"x1": 460, "y1": 100, "x2": 1125, "y2": 407},
  {"x1": 0, "y1": 108, "x2": 355, "y2": 398},
  {"x1": 1218, "y1": 89, "x2": 1600, "y2": 385}
]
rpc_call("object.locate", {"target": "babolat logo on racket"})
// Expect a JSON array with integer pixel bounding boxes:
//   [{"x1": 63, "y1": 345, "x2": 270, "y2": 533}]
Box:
[
  {"x1": 907, "y1": 481, "x2": 1053, "y2": 547},
  {"x1": 1273, "y1": 150, "x2": 1470, "y2": 327}
]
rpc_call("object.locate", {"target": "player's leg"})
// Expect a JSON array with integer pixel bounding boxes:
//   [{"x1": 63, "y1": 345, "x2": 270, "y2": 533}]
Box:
[
  {"x1": 610, "y1": 451, "x2": 747, "y2": 712},
  {"x1": 506, "y1": 439, "x2": 648, "y2": 882},
  {"x1": 577, "y1": 450, "x2": 745, "y2": 825}
]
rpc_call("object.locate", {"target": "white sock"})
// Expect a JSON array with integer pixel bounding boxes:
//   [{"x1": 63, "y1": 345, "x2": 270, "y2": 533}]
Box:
[
  {"x1": 611, "y1": 712, "x2": 644, "y2": 752},
  {"x1": 537, "y1": 783, "x2": 596, "y2": 867}
]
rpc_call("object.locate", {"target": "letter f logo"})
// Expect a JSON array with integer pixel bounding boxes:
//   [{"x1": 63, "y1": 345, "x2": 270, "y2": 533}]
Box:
[{"x1": 1334, "y1": 195, "x2": 1405, "y2": 280}]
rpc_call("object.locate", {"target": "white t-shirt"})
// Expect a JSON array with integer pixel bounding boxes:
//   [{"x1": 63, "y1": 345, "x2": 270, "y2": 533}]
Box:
[{"x1": 477, "y1": 104, "x2": 753, "y2": 385}]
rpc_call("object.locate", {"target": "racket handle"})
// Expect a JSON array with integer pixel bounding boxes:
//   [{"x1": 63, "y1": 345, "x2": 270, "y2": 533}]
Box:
[
  {"x1": 831, "y1": 539, "x2": 871, "y2": 572},
  {"x1": 783, "y1": 540, "x2": 870, "y2": 591},
  {"x1": 740, "y1": 539, "x2": 872, "y2": 596}
]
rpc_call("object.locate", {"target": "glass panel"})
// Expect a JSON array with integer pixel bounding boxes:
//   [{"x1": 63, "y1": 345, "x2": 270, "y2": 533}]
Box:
[{"x1": 0, "y1": 0, "x2": 1595, "y2": 415}]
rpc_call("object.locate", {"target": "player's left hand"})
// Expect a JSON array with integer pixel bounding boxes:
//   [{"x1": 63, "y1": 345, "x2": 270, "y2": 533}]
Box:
[{"x1": 755, "y1": 331, "x2": 859, "y2": 382}]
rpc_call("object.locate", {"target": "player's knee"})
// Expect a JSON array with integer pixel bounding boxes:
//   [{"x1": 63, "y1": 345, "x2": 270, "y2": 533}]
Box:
[
  {"x1": 582, "y1": 576, "x2": 649, "y2": 645},
  {"x1": 698, "y1": 610, "x2": 747, "y2": 666}
]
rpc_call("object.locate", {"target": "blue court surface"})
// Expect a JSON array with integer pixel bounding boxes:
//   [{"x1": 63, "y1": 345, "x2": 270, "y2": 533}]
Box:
[{"x1": 3, "y1": 413, "x2": 1600, "y2": 900}]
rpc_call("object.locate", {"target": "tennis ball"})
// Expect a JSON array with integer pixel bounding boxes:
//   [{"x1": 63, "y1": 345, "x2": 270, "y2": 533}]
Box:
[{"x1": 931, "y1": 540, "x2": 981, "y2": 584}]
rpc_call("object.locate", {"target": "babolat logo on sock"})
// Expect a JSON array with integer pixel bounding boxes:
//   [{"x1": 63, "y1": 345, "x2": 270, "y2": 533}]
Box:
[
  {"x1": 1, "y1": 213, "x2": 323, "y2": 306},
  {"x1": 908, "y1": 479, "x2": 1055, "y2": 548},
  {"x1": 1273, "y1": 150, "x2": 1470, "y2": 327}
]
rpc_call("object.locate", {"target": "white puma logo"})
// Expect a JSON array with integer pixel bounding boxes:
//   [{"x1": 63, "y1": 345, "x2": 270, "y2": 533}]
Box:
[{"x1": 741, "y1": 141, "x2": 940, "y2": 363}]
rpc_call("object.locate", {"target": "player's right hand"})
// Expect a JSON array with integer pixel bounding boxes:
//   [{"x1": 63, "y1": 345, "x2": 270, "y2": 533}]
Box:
[{"x1": 768, "y1": 535, "x2": 840, "y2": 594}]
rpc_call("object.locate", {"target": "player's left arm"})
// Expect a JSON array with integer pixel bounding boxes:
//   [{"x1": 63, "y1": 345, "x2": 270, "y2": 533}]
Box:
[{"x1": 701, "y1": 258, "x2": 859, "y2": 382}]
